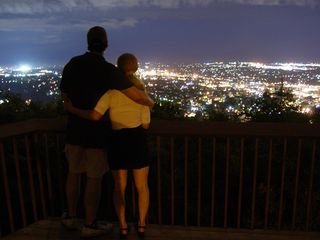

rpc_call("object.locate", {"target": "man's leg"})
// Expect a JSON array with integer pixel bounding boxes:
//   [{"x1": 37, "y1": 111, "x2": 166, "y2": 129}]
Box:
[
  {"x1": 66, "y1": 172, "x2": 81, "y2": 217},
  {"x1": 84, "y1": 176, "x2": 102, "y2": 225},
  {"x1": 81, "y1": 175, "x2": 114, "y2": 238},
  {"x1": 80, "y1": 148, "x2": 113, "y2": 238},
  {"x1": 84, "y1": 147, "x2": 108, "y2": 225},
  {"x1": 61, "y1": 144, "x2": 84, "y2": 230}
]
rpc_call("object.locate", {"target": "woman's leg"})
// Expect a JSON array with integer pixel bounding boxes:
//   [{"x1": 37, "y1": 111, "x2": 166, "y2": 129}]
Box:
[
  {"x1": 132, "y1": 166, "x2": 149, "y2": 226},
  {"x1": 112, "y1": 170, "x2": 128, "y2": 229}
]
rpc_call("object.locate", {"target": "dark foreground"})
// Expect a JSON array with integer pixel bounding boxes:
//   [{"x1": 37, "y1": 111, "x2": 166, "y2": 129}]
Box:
[{"x1": 3, "y1": 218, "x2": 320, "y2": 240}]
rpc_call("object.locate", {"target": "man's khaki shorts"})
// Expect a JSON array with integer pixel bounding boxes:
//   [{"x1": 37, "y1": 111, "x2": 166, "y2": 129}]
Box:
[{"x1": 64, "y1": 144, "x2": 109, "y2": 178}]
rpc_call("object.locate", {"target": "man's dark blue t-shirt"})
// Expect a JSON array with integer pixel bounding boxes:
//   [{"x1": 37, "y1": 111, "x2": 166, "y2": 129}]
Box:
[{"x1": 60, "y1": 52, "x2": 133, "y2": 148}]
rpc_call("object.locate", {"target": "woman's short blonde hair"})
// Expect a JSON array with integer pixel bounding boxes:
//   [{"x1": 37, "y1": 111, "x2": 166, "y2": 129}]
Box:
[{"x1": 117, "y1": 53, "x2": 138, "y2": 73}]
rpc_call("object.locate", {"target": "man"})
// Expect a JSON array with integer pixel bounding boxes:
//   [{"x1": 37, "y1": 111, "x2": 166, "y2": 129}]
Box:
[{"x1": 59, "y1": 26, "x2": 154, "y2": 238}]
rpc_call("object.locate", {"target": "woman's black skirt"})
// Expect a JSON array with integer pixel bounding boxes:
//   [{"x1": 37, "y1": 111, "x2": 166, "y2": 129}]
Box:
[{"x1": 108, "y1": 126, "x2": 149, "y2": 170}]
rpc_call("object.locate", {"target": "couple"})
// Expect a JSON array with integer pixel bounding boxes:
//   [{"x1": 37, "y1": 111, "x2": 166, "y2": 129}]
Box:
[{"x1": 60, "y1": 26, "x2": 154, "y2": 239}]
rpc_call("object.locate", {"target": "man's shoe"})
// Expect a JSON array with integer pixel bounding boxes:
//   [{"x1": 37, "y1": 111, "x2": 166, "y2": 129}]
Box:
[
  {"x1": 60, "y1": 213, "x2": 78, "y2": 230},
  {"x1": 80, "y1": 221, "x2": 114, "y2": 238}
]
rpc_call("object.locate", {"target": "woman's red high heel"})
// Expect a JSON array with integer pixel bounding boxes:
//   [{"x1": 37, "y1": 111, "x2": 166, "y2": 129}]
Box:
[
  {"x1": 119, "y1": 226, "x2": 130, "y2": 239},
  {"x1": 135, "y1": 224, "x2": 146, "y2": 238}
]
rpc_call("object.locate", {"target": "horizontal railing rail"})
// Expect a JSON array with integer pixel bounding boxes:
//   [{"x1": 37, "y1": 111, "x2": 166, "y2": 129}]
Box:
[
  {"x1": 2, "y1": 117, "x2": 320, "y2": 138},
  {"x1": 1, "y1": 117, "x2": 320, "y2": 237}
]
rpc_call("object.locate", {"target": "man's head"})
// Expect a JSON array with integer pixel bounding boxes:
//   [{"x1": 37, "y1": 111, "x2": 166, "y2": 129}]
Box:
[{"x1": 87, "y1": 26, "x2": 108, "y2": 53}]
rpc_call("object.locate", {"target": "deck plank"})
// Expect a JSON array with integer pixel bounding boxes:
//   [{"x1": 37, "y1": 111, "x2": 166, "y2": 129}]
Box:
[{"x1": 3, "y1": 219, "x2": 320, "y2": 240}]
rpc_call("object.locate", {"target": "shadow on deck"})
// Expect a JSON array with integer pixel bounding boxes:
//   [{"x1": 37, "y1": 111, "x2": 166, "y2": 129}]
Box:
[{"x1": 3, "y1": 218, "x2": 320, "y2": 240}]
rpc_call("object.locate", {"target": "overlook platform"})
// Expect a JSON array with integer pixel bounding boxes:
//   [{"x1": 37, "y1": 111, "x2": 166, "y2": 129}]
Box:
[
  {"x1": 1, "y1": 117, "x2": 320, "y2": 239},
  {"x1": 3, "y1": 218, "x2": 320, "y2": 240}
]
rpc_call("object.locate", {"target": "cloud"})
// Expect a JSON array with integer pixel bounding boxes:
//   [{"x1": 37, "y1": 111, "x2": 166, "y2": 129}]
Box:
[
  {"x1": 76, "y1": 0, "x2": 320, "y2": 9},
  {"x1": 0, "y1": 0, "x2": 318, "y2": 15},
  {"x1": 0, "y1": 15, "x2": 137, "y2": 33},
  {"x1": 0, "y1": 0, "x2": 67, "y2": 14},
  {"x1": 219, "y1": 0, "x2": 320, "y2": 7},
  {"x1": 0, "y1": 17, "x2": 51, "y2": 32},
  {"x1": 0, "y1": 0, "x2": 318, "y2": 33},
  {"x1": 0, "y1": 0, "x2": 209, "y2": 14}
]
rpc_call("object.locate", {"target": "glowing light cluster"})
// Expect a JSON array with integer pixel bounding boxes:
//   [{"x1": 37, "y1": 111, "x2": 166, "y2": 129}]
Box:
[
  {"x1": 17, "y1": 65, "x2": 31, "y2": 72},
  {"x1": 247, "y1": 62, "x2": 311, "y2": 71}
]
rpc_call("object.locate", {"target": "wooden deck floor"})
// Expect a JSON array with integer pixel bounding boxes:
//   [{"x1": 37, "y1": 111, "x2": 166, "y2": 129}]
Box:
[{"x1": 3, "y1": 218, "x2": 320, "y2": 240}]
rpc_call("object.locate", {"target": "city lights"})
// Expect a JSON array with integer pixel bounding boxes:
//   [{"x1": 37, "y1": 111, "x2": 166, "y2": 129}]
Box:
[
  {"x1": 0, "y1": 65, "x2": 61, "y2": 102},
  {"x1": 1, "y1": 61, "x2": 320, "y2": 119},
  {"x1": 18, "y1": 65, "x2": 31, "y2": 72}
]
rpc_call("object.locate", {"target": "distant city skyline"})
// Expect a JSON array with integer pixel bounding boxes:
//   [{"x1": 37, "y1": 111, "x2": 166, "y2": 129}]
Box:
[
  {"x1": 0, "y1": 0, "x2": 320, "y2": 66},
  {"x1": 2, "y1": 61, "x2": 320, "y2": 118}
]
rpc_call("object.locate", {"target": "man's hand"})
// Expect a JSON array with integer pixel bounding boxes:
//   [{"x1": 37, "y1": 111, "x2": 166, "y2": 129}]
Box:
[
  {"x1": 63, "y1": 97, "x2": 74, "y2": 112},
  {"x1": 121, "y1": 86, "x2": 155, "y2": 108}
]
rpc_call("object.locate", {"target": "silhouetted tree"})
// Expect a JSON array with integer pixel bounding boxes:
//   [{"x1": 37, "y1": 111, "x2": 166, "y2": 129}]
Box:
[
  {"x1": 244, "y1": 83, "x2": 308, "y2": 122},
  {"x1": 205, "y1": 103, "x2": 229, "y2": 121},
  {"x1": 152, "y1": 100, "x2": 185, "y2": 120},
  {"x1": 0, "y1": 90, "x2": 64, "y2": 124}
]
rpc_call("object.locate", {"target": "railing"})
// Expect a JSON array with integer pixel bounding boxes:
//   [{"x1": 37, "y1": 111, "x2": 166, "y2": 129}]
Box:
[
  {"x1": 0, "y1": 118, "x2": 67, "y2": 237},
  {"x1": 1, "y1": 117, "x2": 320, "y2": 237}
]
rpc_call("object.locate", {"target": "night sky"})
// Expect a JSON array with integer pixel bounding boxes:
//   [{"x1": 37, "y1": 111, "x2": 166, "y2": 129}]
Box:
[{"x1": 0, "y1": 0, "x2": 320, "y2": 67}]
